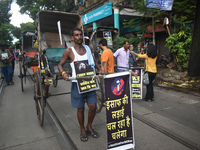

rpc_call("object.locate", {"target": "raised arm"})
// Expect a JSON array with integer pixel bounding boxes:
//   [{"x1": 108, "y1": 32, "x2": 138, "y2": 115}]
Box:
[{"x1": 130, "y1": 51, "x2": 139, "y2": 57}]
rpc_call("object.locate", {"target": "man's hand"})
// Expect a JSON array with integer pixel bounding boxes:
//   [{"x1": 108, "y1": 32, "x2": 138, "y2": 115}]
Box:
[
  {"x1": 63, "y1": 73, "x2": 70, "y2": 81},
  {"x1": 99, "y1": 69, "x2": 104, "y2": 74}
]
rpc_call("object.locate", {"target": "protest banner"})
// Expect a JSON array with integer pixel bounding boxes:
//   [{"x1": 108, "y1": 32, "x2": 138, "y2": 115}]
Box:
[
  {"x1": 131, "y1": 68, "x2": 143, "y2": 99},
  {"x1": 74, "y1": 60, "x2": 99, "y2": 94},
  {"x1": 104, "y1": 72, "x2": 135, "y2": 150}
]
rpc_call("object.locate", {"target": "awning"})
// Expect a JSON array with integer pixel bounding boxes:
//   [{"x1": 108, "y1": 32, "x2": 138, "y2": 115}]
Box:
[{"x1": 148, "y1": 24, "x2": 166, "y2": 33}]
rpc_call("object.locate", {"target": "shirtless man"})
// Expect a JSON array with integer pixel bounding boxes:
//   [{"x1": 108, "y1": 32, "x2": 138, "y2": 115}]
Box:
[{"x1": 58, "y1": 28, "x2": 102, "y2": 142}]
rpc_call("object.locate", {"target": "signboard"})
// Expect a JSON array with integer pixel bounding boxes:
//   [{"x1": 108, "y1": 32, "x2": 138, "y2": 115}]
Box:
[
  {"x1": 145, "y1": 0, "x2": 174, "y2": 11},
  {"x1": 160, "y1": 0, "x2": 174, "y2": 11},
  {"x1": 104, "y1": 72, "x2": 135, "y2": 150},
  {"x1": 131, "y1": 68, "x2": 143, "y2": 99},
  {"x1": 82, "y1": 1, "x2": 113, "y2": 25},
  {"x1": 103, "y1": 31, "x2": 112, "y2": 45},
  {"x1": 146, "y1": 0, "x2": 161, "y2": 9},
  {"x1": 74, "y1": 60, "x2": 99, "y2": 94}
]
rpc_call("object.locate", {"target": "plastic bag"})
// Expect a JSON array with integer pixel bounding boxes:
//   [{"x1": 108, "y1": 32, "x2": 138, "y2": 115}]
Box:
[{"x1": 143, "y1": 72, "x2": 149, "y2": 85}]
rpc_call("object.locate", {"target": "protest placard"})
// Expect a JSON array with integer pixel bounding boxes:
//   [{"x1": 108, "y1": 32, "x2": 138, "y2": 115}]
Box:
[{"x1": 104, "y1": 72, "x2": 135, "y2": 150}]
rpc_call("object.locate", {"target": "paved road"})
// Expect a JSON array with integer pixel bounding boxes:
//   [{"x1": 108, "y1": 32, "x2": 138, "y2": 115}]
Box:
[
  {"x1": 1, "y1": 63, "x2": 200, "y2": 150},
  {"x1": 47, "y1": 79, "x2": 200, "y2": 150},
  {"x1": 0, "y1": 64, "x2": 70, "y2": 150}
]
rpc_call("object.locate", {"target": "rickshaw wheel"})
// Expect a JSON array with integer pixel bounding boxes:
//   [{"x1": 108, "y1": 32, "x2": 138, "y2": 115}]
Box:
[
  {"x1": 19, "y1": 61, "x2": 24, "y2": 92},
  {"x1": 96, "y1": 92, "x2": 103, "y2": 113},
  {"x1": 34, "y1": 70, "x2": 45, "y2": 126},
  {"x1": 23, "y1": 59, "x2": 26, "y2": 84}
]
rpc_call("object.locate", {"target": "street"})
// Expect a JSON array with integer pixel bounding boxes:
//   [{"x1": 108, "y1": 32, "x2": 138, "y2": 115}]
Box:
[{"x1": 0, "y1": 63, "x2": 200, "y2": 150}]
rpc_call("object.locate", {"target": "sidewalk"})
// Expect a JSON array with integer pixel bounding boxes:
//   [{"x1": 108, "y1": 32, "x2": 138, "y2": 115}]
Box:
[{"x1": 154, "y1": 65, "x2": 200, "y2": 95}]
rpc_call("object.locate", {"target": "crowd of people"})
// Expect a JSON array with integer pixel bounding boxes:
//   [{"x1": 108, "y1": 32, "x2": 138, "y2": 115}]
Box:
[
  {"x1": 58, "y1": 27, "x2": 157, "y2": 142},
  {"x1": 1, "y1": 28, "x2": 157, "y2": 143}
]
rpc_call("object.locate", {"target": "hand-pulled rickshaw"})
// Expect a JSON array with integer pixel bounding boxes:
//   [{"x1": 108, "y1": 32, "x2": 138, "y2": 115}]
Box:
[
  {"x1": 19, "y1": 31, "x2": 38, "y2": 92},
  {"x1": 33, "y1": 10, "x2": 138, "y2": 127},
  {"x1": 33, "y1": 10, "x2": 105, "y2": 126}
]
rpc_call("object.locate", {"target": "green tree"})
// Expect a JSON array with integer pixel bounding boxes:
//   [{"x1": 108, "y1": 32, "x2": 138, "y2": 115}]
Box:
[
  {"x1": 124, "y1": 0, "x2": 196, "y2": 72},
  {"x1": 0, "y1": 0, "x2": 13, "y2": 45},
  {"x1": 0, "y1": 24, "x2": 13, "y2": 44},
  {"x1": 0, "y1": 0, "x2": 12, "y2": 25},
  {"x1": 166, "y1": 26, "x2": 192, "y2": 71},
  {"x1": 113, "y1": 36, "x2": 143, "y2": 51},
  {"x1": 16, "y1": 0, "x2": 74, "y2": 21},
  {"x1": 124, "y1": 0, "x2": 196, "y2": 33},
  {"x1": 10, "y1": 22, "x2": 35, "y2": 42}
]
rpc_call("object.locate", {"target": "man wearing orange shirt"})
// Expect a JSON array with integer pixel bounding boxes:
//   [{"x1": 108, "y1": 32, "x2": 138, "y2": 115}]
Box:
[{"x1": 99, "y1": 38, "x2": 114, "y2": 73}]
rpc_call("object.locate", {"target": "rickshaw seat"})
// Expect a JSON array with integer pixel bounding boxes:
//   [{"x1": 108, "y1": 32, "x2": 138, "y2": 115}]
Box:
[{"x1": 44, "y1": 48, "x2": 66, "y2": 62}]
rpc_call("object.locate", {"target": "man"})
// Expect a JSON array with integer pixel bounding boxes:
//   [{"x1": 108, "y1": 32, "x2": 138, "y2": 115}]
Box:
[
  {"x1": 58, "y1": 28, "x2": 101, "y2": 142},
  {"x1": 99, "y1": 38, "x2": 114, "y2": 73},
  {"x1": 0, "y1": 44, "x2": 14, "y2": 86},
  {"x1": 113, "y1": 40, "x2": 130, "y2": 72},
  {"x1": 129, "y1": 44, "x2": 138, "y2": 68}
]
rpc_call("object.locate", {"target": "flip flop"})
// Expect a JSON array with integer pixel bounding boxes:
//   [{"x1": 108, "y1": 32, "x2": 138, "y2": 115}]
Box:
[
  {"x1": 87, "y1": 129, "x2": 99, "y2": 138},
  {"x1": 80, "y1": 132, "x2": 88, "y2": 142}
]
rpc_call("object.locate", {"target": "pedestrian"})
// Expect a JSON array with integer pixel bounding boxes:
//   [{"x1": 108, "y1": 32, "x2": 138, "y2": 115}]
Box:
[
  {"x1": 8, "y1": 47, "x2": 17, "y2": 74},
  {"x1": 129, "y1": 44, "x2": 138, "y2": 68},
  {"x1": 0, "y1": 44, "x2": 14, "y2": 86},
  {"x1": 130, "y1": 44, "x2": 157, "y2": 102},
  {"x1": 58, "y1": 28, "x2": 102, "y2": 142},
  {"x1": 99, "y1": 38, "x2": 114, "y2": 73},
  {"x1": 113, "y1": 40, "x2": 130, "y2": 72}
]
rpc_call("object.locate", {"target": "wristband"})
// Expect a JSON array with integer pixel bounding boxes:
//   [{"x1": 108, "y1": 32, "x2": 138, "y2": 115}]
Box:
[{"x1": 61, "y1": 71, "x2": 66, "y2": 76}]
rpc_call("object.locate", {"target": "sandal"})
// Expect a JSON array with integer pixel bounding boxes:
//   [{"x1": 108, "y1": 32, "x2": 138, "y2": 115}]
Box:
[
  {"x1": 80, "y1": 132, "x2": 88, "y2": 142},
  {"x1": 87, "y1": 129, "x2": 99, "y2": 138}
]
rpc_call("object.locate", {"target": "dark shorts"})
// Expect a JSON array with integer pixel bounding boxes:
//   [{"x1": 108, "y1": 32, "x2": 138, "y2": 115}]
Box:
[{"x1": 71, "y1": 82, "x2": 97, "y2": 108}]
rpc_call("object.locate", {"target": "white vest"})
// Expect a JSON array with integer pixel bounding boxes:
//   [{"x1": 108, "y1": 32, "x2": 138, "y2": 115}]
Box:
[{"x1": 70, "y1": 47, "x2": 88, "y2": 82}]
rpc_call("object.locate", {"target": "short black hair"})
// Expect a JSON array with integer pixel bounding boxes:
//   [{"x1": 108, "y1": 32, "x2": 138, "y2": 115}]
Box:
[
  {"x1": 99, "y1": 38, "x2": 107, "y2": 46},
  {"x1": 147, "y1": 44, "x2": 157, "y2": 58},
  {"x1": 71, "y1": 27, "x2": 82, "y2": 36},
  {"x1": 123, "y1": 40, "x2": 129, "y2": 45}
]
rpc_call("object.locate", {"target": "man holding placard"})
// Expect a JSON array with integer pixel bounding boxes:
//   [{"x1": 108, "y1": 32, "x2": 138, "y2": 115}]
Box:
[{"x1": 58, "y1": 28, "x2": 102, "y2": 142}]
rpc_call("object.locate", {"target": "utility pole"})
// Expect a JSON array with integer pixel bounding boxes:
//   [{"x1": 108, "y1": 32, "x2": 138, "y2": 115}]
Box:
[{"x1": 188, "y1": 0, "x2": 200, "y2": 77}]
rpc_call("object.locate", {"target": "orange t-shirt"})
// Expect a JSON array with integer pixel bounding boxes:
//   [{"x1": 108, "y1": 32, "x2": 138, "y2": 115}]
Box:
[{"x1": 101, "y1": 49, "x2": 114, "y2": 73}]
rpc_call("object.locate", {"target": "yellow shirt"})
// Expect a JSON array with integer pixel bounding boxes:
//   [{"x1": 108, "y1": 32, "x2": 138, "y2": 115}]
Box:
[{"x1": 138, "y1": 54, "x2": 157, "y2": 73}]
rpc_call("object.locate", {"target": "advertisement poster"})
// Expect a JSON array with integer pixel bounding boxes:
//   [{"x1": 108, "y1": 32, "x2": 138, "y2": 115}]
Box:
[
  {"x1": 104, "y1": 72, "x2": 135, "y2": 150},
  {"x1": 74, "y1": 60, "x2": 99, "y2": 94},
  {"x1": 103, "y1": 31, "x2": 112, "y2": 46},
  {"x1": 131, "y1": 68, "x2": 143, "y2": 99}
]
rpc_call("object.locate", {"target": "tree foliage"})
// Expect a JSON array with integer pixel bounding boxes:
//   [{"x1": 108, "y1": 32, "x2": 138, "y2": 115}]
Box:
[
  {"x1": 166, "y1": 26, "x2": 192, "y2": 71},
  {"x1": 11, "y1": 22, "x2": 35, "y2": 39},
  {"x1": 124, "y1": 0, "x2": 197, "y2": 72},
  {"x1": 16, "y1": 0, "x2": 75, "y2": 21},
  {"x1": 0, "y1": 0, "x2": 12, "y2": 25},
  {"x1": 113, "y1": 36, "x2": 143, "y2": 51},
  {"x1": 0, "y1": 0, "x2": 13, "y2": 45},
  {"x1": 124, "y1": 0, "x2": 196, "y2": 33}
]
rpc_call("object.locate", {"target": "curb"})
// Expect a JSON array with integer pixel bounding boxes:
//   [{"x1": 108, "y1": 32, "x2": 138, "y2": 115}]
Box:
[{"x1": 154, "y1": 76, "x2": 200, "y2": 96}]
